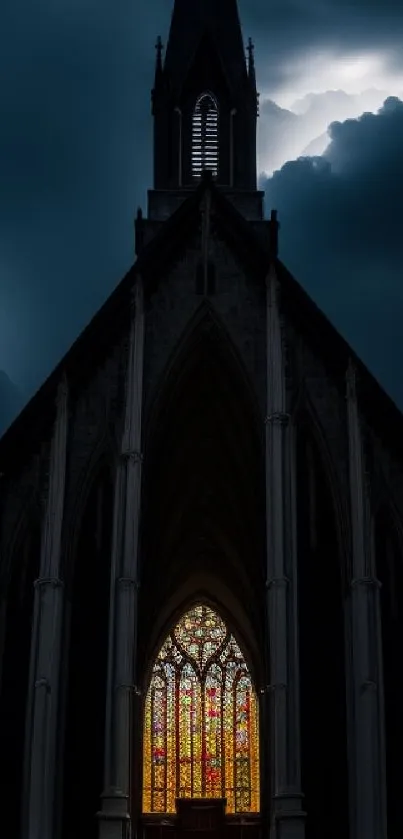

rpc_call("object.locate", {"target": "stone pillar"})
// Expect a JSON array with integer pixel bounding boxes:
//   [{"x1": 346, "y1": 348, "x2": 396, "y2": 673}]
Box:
[
  {"x1": 265, "y1": 265, "x2": 305, "y2": 839},
  {"x1": 25, "y1": 376, "x2": 69, "y2": 839},
  {"x1": 345, "y1": 361, "x2": 387, "y2": 839},
  {"x1": 99, "y1": 277, "x2": 145, "y2": 839}
]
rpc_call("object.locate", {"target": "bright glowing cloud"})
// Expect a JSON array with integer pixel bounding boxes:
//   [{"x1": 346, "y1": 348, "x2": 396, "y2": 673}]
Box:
[{"x1": 269, "y1": 49, "x2": 403, "y2": 107}]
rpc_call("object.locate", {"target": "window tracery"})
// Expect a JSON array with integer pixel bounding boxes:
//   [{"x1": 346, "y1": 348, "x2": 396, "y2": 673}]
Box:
[
  {"x1": 192, "y1": 93, "x2": 219, "y2": 179},
  {"x1": 142, "y1": 605, "x2": 260, "y2": 814}
]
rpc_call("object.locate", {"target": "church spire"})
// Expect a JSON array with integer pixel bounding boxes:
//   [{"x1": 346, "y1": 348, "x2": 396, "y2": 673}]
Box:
[
  {"x1": 163, "y1": 0, "x2": 248, "y2": 97},
  {"x1": 247, "y1": 38, "x2": 257, "y2": 93},
  {"x1": 151, "y1": 36, "x2": 164, "y2": 115},
  {"x1": 151, "y1": 0, "x2": 259, "y2": 191},
  {"x1": 154, "y1": 36, "x2": 163, "y2": 88}
]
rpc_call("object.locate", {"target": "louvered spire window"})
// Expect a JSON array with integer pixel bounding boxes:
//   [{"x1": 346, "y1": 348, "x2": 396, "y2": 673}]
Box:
[{"x1": 192, "y1": 93, "x2": 219, "y2": 179}]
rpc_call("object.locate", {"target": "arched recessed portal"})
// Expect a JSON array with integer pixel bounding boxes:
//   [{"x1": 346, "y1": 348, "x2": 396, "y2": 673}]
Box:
[
  {"x1": 0, "y1": 517, "x2": 41, "y2": 839},
  {"x1": 375, "y1": 506, "x2": 403, "y2": 839},
  {"x1": 142, "y1": 604, "x2": 260, "y2": 815},
  {"x1": 61, "y1": 466, "x2": 114, "y2": 839},
  {"x1": 297, "y1": 423, "x2": 349, "y2": 839}
]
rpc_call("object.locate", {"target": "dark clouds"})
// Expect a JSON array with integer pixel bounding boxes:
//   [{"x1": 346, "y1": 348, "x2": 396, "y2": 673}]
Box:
[
  {"x1": 1, "y1": 0, "x2": 403, "y2": 427},
  {"x1": 0, "y1": 1, "x2": 158, "y2": 394},
  {"x1": 258, "y1": 88, "x2": 389, "y2": 174},
  {"x1": 261, "y1": 97, "x2": 403, "y2": 405},
  {"x1": 246, "y1": 0, "x2": 403, "y2": 91}
]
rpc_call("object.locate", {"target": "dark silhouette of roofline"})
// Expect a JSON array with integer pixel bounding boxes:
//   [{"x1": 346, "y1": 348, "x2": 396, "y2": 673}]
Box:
[{"x1": 1, "y1": 175, "x2": 402, "y2": 476}]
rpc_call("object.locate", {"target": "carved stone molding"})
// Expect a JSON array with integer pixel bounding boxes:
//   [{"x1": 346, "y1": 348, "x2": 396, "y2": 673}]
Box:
[
  {"x1": 34, "y1": 576, "x2": 64, "y2": 590},
  {"x1": 116, "y1": 577, "x2": 140, "y2": 590},
  {"x1": 264, "y1": 412, "x2": 290, "y2": 426},
  {"x1": 34, "y1": 677, "x2": 51, "y2": 693},
  {"x1": 121, "y1": 450, "x2": 143, "y2": 464},
  {"x1": 350, "y1": 575, "x2": 381, "y2": 589},
  {"x1": 266, "y1": 576, "x2": 289, "y2": 589},
  {"x1": 114, "y1": 683, "x2": 142, "y2": 696},
  {"x1": 360, "y1": 680, "x2": 378, "y2": 693}
]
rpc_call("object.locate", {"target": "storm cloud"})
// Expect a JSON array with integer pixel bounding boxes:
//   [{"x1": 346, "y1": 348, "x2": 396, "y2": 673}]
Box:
[
  {"x1": 1, "y1": 0, "x2": 403, "y2": 431},
  {"x1": 261, "y1": 97, "x2": 403, "y2": 405}
]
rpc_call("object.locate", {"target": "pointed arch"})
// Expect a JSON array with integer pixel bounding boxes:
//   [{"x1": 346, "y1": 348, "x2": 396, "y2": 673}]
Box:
[
  {"x1": 292, "y1": 387, "x2": 351, "y2": 585},
  {"x1": 142, "y1": 603, "x2": 260, "y2": 814},
  {"x1": 60, "y1": 453, "x2": 115, "y2": 839},
  {"x1": 145, "y1": 302, "x2": 262, "y2": 444},
  {"x1": 141, "y1": 305, "x2": 264, "y2": 596},
  {"x1": 62, "y1": 431, "x2": 116, "y2": 590},
  {"x1": 192, "y1": 92, "x2": 219, "y2": 179},
  {"x1": 0, "y1": 510, "x2": 41, "y2": 839},
  {"x1": 294, "y1": 395, "x2": 350, "y2": 839},
  {"x1": 138, "y1": 305, "x2": 266, "y2": 820},
  {"x1": 0, "y1": 487, "x2": 42, "y2": 590},
  {"x1": 374, "y1": 502, "x2": 403, "y2": 839},
  {"x1": 142, "y1": 576, "x2": 263, "y2": 697}
]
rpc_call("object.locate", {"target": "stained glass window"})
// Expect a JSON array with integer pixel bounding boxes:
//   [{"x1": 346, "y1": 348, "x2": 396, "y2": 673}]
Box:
[{"x1": 142, "y1": 605, "x2": 260, "y2": 814}]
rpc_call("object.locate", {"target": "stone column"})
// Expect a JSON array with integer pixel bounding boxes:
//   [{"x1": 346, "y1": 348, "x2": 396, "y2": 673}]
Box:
[
  {"x1": 345, "y1": 361, "x2": 387, "y2": 839},
  {"x1": 98, "y1": 277, "x2": 145, "y2": 839},
  {"x1": 25, "y1": 376, "x2": 69, "y2": 839},
  {"x1": 265, "y1": 265, "x2": 305, "y2": 839}
]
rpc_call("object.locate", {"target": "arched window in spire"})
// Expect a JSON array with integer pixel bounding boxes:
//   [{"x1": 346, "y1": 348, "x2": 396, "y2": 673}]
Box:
[
  {"x1": 142, "y1": 605, "x2": 260, "y2": 814},
  {"x1": 192, "y1": 93, "x2": 219, "y2": 179}
]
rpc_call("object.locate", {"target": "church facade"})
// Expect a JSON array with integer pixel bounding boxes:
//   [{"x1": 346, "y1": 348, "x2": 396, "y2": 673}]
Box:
[{"x1": 1, "y1": 2, "x2": 403, "y2": 839}]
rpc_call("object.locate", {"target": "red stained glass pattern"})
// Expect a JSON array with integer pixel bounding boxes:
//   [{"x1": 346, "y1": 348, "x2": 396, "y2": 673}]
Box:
[{"x1": 142, "y1": 605, "x2": 259, "y2": 814}]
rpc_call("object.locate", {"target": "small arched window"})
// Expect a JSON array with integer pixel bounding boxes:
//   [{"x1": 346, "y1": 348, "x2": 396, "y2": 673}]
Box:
[{"x1": 192, "y1": 93, "x2": 219, "y2": 179}]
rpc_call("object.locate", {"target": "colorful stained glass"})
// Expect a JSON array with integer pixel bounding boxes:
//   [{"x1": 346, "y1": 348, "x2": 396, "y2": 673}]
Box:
[{"x1": 142, "y1": 605, "x2": 260, "y2": 814}]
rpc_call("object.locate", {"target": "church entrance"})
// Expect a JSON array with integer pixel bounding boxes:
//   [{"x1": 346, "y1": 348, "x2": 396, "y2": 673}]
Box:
[{"x1": 141, "y1": 605, "x2": 261, "y2": 839}]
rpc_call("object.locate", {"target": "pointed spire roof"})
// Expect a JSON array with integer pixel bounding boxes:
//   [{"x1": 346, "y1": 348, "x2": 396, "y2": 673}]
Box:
[
  {"x1": 163, "y1": 0, "x2": 248, "y2": 96},
  {"x1": 247, "y1": 37, "x2": 256, "y2": 89}
]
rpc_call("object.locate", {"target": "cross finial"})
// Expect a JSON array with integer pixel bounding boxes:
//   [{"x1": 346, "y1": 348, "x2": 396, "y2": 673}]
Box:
[
  {"x1": 155, "y1": 35, "x2": 163, "y2": 63},
  {"x1": 247, "y1": 37, "x2": 255, "y2": 67},
  {"x1": 153, "y1": 35, "x2": 164, "y2": 99}
]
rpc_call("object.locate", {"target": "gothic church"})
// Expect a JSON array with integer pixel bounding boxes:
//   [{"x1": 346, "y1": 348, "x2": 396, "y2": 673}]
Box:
[{"x1": 1, "y1": 2, "x2": 403, "y2": 839}]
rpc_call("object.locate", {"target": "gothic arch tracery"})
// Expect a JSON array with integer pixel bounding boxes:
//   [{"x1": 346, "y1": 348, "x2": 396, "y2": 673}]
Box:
[
  {"x1": 138, "y1": 308, "x2": 266, "y2": 818},
  {"x1": 293, "y1": 388, "x2": 351, "y2": 586},
  {"x1": 0, "y1": 513, "x2": 41, "y2": 839},
  {"x1": 375, "y1": 503, "x2": 403, "y2": 839},
  {"x1": 295, "y1": 402, "x2": 350, "y2": 839},
  {"x1": 191, "y1": 92, "x2": 219, "y2": 179},
  {"x1": 60, "y1": 458, "x2": 114, "y2": 839},
  {"x1": 140, "y1": 308, "x2": 264, "y2": 596},
  {"x1": 142, "y1": 604, "x2": 260, "y2": 814}
]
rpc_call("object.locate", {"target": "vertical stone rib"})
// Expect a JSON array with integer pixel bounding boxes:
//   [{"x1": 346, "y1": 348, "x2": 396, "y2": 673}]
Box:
[
  {"x1": 265, "y1": 265, "x2": 305, "y2": 839},
  {"x1": 346, "y1": 360, "x2": 386, "y2": 839},
  {"x1": 104, "y1": 461, "x2": 126, "y2": 788},
  {"x1": 26, "y1": 376, "x2": 68, "y2": 839},
  {"x1": 42, "y1": 377, "x2": 69, "y2": 578},
  {"x1": 99, "y1": 277, "x2": 145, "y2": 838}
]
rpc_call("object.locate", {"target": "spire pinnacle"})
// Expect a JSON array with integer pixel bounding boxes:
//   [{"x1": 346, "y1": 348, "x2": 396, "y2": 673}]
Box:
[
  {"x1": 247, "y1": 38, "x2": 256, "y2": 86},
  {"x1": 164, "y1": 0, "x2": 248, "y2": 97},
  {"x1": 152, "y1": 35, "x2": 164, "y2": 113},
  {"x1": 247, "y1": 37, "x2": 259, "y2": 114},
  {"x1": 154, "y1": 36, "x2": 164, "y2": 86},
  {"x1": 155, "y1": 35, "x2": 163, "y2": 72}
]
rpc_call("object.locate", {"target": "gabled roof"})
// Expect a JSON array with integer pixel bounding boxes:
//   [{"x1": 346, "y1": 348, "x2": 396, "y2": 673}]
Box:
[{"x1": 1, "y1": 176, "x2": 403, "y2": 479}]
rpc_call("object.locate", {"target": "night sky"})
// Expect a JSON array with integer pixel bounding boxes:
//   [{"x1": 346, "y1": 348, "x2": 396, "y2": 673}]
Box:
[{"x1": 1, "y1": 0, "x2": 403, "y2": 432}]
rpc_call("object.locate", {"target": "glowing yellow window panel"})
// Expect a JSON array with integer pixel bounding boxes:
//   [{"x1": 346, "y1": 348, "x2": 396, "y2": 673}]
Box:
[{"x1": 142, "y1": 605, "x2": 260, "y2": 814}]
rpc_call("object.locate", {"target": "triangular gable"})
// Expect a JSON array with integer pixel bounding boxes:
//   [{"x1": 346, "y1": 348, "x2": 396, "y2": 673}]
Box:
[
  {"x1": 1, "y1": 178, "x2": 403, "y2": 472},
  {"x1": 138, "y1": 175, "x2": 270, "y2": 294}
]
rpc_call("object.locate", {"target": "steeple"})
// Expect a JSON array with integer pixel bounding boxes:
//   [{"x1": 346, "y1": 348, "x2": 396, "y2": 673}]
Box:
[{"x1": 151, "y1": 0, "x2": 259, "y2": 193}]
